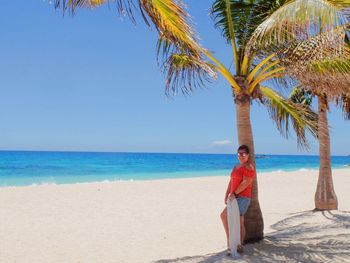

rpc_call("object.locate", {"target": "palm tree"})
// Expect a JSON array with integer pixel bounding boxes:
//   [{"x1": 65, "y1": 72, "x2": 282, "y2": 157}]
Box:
[
  {"x1": 164, "y1": 0, "x2": 350, "y2": 239},
  {"x1": 162, "y1": 1, "x2": 328, "y2": 242},
  {"x1": 258, "y1": 1, "x2": 350, "y2": 211},
  {"x1": 54, "y1": 0, "x2": 348, "y2": 241},
  {"x1": 290, "y1": 56, "x2": 350, "y2": 210},
  {"x1": 290, "y1": 86, "x2": 350, "y2": 211},
  {"x1": 305, "y1": 62, "x2": 350, "y2": 209}
]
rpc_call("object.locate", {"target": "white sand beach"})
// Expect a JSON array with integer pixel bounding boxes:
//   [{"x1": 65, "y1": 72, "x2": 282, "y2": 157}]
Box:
[{"x1": 0, "y1": 168, "x2": 349, "y2": 263}]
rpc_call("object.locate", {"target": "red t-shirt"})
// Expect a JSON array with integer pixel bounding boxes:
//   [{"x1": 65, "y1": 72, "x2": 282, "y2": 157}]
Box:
[{"x1": 230, "y1": 165, "x2": 255, "y2": 198}]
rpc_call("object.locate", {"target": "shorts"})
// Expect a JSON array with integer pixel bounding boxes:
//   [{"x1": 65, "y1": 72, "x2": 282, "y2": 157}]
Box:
[{"x1": 236, "y1": 197, "x2": 251, "y2": 216}]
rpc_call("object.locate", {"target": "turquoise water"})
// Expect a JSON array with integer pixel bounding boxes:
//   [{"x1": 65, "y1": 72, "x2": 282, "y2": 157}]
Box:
[{"x1": 0, "y1": 151, "x2": 349, "y2": 187}]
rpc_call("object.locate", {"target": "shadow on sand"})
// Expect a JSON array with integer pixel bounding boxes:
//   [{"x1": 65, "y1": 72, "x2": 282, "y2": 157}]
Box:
[{"x1": 152, "y1": 210, "x2": 350, "y2": 263}]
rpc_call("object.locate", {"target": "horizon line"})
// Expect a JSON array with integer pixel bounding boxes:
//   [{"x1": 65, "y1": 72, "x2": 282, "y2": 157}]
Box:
[{"x1": 0, "y1": 149, "x2": 348, "y2": 157}]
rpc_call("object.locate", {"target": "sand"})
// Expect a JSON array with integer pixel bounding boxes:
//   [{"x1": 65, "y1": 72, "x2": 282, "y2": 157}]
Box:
[{"x1": 0, "y1": 168, "x2": 349, "y2": 263}]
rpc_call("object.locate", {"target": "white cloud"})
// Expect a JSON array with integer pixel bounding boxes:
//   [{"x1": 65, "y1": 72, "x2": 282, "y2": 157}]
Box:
[{"x1": 212, "y1": 140, "x2": 233, "y2": 146}]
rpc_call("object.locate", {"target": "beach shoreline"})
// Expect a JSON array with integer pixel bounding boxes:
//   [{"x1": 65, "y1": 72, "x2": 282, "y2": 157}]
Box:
[
  {"x1": 1, "y1": 169, "x2": 349, "y2": 262},
  {"x1": 0, "y1": 151, "x2": 349, "y2": 187},
  {"x1": 1, "y1": 166, "x2": 349, "y2": 189}
]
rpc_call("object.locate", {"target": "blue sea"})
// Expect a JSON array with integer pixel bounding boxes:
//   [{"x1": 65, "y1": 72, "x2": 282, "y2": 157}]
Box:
[{"x1": 0, "y1": 151, "x2": 349, "y2": 187}]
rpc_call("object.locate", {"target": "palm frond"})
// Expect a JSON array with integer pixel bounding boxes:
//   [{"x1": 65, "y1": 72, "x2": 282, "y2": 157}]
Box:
[
  {"x1": 280, "y1": 27, "x2": 346, "y2": 66},
  {"x1": 247, "y1": 0, "x2": 348, "y2": 52},
  {"x1": 330, "y1": 0, "x2": 350, "y2": 17},
  {"x1": 331, "y1": 0, "x2": 350, "y2": 8},
  {"x1": 289, "y1": 86, "x2": 313, "y2": 105},
  {"x1": 276, "y1": 27, "x2": 350, "y2": 97},
  {"x1": 291, "y1": 59, "x2": 350, "y2": 97},
  {"x1": 310, "y1": 57, "x2": 350, "y2": 74},
  {"x1": 248, "y1": 53, "x2": 298, "y2": 91},
  {"x1": 335, "y1": 94, "x2": 350, "y2": 119},
  {"x1": 161, "y1": 52, "x2": 217, "y2": 96},
  {"x1": 156, "y1": 36, "x2": 219, "y2": 95},
  {"x1": 140, "y1": 0, "x2": 203, "y2": 56},
  {"x1": 210, "y1": 0, "x2": 252, "y2": 44},
  {"x1": 78, "y1": 0, "x2": 106, "y2": 7},
  {"x1": 210, "y1": 0, "x2": 287, "y2": 47},
  {"x1": 54, "y1": 0, "x2": 123, "y2": 13},
  {"x1": 260, "y1": 86, "x2": 318, "y2": 149}
]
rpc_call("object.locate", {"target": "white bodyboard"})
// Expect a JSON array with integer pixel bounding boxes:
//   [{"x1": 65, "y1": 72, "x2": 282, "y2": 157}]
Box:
[{"x1": 227, "y1": 198, "x2": 241, "y2": 259}]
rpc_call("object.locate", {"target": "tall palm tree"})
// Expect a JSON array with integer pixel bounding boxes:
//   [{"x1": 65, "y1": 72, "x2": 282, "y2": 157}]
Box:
[
  {"x1": 290, "y1": 86, "x2": 350, "y2": 211},
  {"x1": 317, "y1": 94, "x2": 350, "y2": 210},
  {"x1": 303, "y1": 58, "x2": 350, "y2": 188},
  {"x1": 257, "y1": 1, "x2": 350, "y2": 210},
  {"x1": 290, "y1": 56, "x2": 350, "y2": 210},
  {"x1": 162, "y1": 1, "x2": 334, "y2": 242},
  {"x1": 54, "y1": 0, "x2": 347, "y2": 241},
  {"x1": 216, "y1": 0, "x2": 350, "y2": 235}
]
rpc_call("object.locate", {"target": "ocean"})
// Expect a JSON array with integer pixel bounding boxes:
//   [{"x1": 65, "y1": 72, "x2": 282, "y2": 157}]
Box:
[{"x1": 0, "y1": 151, "x2": 349, "y2": 187}]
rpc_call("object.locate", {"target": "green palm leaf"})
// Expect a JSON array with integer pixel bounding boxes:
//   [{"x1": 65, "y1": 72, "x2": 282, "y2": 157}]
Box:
[
  {"x1": 210, "y1": 0, "x2": 287, "y2": 47},
  {"x1": 247, "y1": 0, "x2": 348, "y2": 52},
  {"x1": 260, "y1": 86, "x2": 318, "y2": 149},
  {"x1": 289, "y1": 86, "x2": 313, "y2": 105},
  {"x1": 162, "y1": 52, "x2": 217, "y2": 95},
  {"x1": 140, "y1": 0, "x2": 203, "y2": 55},
  {"x1": 310, "y1": 57, "x2": 350, "y2": 73}
]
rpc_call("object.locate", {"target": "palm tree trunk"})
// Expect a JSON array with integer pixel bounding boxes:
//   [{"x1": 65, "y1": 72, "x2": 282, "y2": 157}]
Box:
[
  {"x1": 235, "y1": 91, "x2": 264, "y2": 242},
  {"x1": 315, "y1": 96, "x2": 338, "y2": 210}
]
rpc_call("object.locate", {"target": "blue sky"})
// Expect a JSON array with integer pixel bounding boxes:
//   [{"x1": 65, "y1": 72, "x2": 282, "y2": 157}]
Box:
[{"x1": 0, "y1": 1, "x2": 349, "y2": 155}]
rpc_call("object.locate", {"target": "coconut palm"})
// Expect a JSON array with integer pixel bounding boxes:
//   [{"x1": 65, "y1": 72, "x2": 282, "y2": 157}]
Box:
[
  {"x1": 162, "y1": 1, "x2": 335, "y2": 242},
  {"x1": 254, "y1": 1, "x2": 350, "y2": 211},
  {"x1": 163, "y1": 0, "x2": 348, "y2": 241},
  {"x1": 53, "y1": 0, "x2": 322, "y2": 242},
  {"x1": 53, "y1": 0, "x2": 348, "y2": 241},
  {"x1": 216, "y1": 0, "x2": 350, "y2": 236},
  {"x1": 290, "y1": 85, "x2": 350, "y2": 211},
  {"x1": 290, "y1": 55, "x2": 350, "y2": 210}
]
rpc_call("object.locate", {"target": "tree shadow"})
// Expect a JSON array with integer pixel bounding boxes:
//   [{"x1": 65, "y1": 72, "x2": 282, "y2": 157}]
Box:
[{"x1": 152, "y1": 210, "x2": 350, "y2": 263}]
